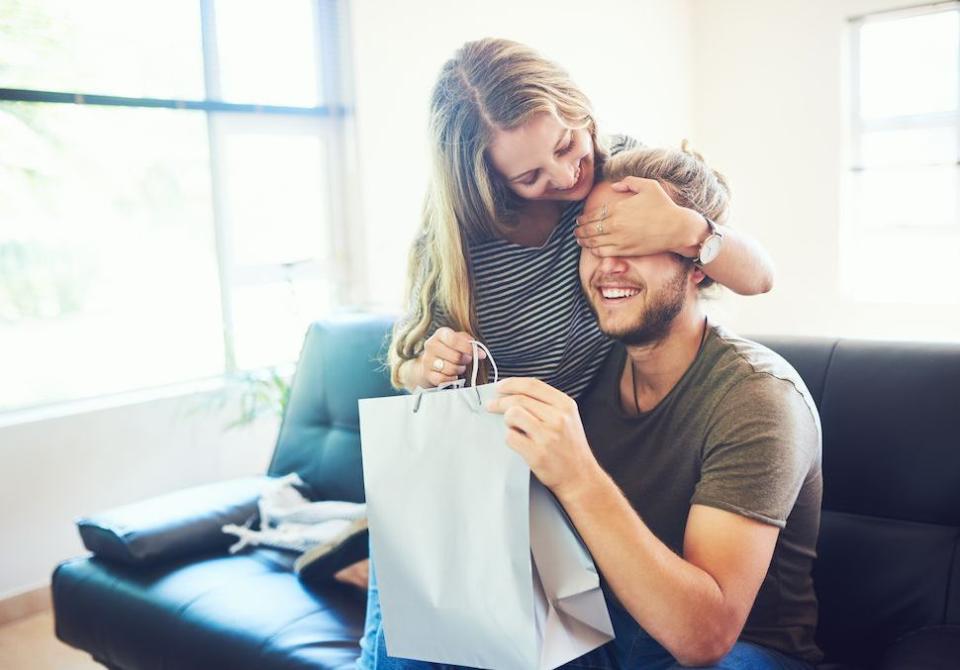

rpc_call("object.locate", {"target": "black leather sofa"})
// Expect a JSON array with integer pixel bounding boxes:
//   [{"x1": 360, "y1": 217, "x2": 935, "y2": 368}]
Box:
[{"x1": 52, "y1": 314, "x2": 960, "y2": 669}]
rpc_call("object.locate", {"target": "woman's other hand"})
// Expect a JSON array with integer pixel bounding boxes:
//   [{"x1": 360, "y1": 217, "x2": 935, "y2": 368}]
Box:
[
  {"x1": 404, "y1": 327, "x2": 486, "y2": 389},
  {"x1": 574, "y1": 177, "x2": 707, "y2": 258}
]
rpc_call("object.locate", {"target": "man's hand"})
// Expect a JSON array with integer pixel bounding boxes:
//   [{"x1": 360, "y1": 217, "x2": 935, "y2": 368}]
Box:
[
  {"x1": 333, "y1": 559, "x2": 370, "y2": 590},
  {"x1": 486, "y1": 378, "x2": 601, "y2": 500}
]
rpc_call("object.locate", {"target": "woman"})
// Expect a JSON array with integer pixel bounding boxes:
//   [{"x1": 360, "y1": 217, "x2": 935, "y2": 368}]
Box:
[
  {"x1": 360, "y1": 37, "x2": 774, "y2": 669},
  {"x1": 389, "y1": 40, "x2": 771, "y2": 395}
]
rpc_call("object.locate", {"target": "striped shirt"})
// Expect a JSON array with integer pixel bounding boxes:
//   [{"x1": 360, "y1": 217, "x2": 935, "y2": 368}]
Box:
[{"x1": 470, "y1": 134, "x2": 640, "y2": 398}]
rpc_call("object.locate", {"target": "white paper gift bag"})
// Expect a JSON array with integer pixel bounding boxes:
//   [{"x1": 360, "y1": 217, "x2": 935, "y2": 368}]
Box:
[{"x1": 359, "y1": 343, "x2": 614, "y2": 670}]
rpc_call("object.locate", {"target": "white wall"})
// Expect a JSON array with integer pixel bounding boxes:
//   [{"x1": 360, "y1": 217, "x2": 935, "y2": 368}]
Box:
[
  {"x1": 689, "y1": 0, "x2": 960, "y2": 342},
  {"x1": 348, "y1": 0, "x2": 696, "y2": 310},
  {"x1": 0, "y1": 391, "x2": 276, "y2": 600}
]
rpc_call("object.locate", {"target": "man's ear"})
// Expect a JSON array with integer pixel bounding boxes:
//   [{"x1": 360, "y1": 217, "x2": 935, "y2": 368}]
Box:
[{"x1": 691, "y1": 266, "x2": 707, "y2": 286}]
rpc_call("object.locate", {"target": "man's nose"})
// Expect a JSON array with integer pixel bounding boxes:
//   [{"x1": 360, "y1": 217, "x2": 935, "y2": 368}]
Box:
[{"x1": 599, "y1": 255, "x2": 629, "y2": 272}]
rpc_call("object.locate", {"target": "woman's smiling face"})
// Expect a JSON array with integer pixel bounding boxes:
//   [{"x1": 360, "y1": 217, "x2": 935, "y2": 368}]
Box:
[{"x1": 487, "y1": 111, "x2": 595, "y2": 203}]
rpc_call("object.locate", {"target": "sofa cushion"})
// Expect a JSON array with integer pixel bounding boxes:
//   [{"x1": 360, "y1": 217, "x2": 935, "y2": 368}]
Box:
[
  {"x1": 878, "y1": 625, "x2": 960, "y2": 670},
  {"x1": 816, "y1": 339, "x2": 960, "y2": 526},
  {"x1": 268, "y1": 314, "x2": 399, "y2": 502},
  {"x1": 812, "y1": 510, "x2": 958, "y2": 668},
  {"x1": 53, "y1": 550, "x2": 365, "y2": 670},
  {"x1": 77, "y1": 476, "x2": 272, "y2": 565}
]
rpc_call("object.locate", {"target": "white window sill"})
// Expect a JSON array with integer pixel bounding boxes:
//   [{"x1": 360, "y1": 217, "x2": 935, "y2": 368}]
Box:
[{"x1": 0, "y1": 377, "x2": 230, "y2": 430}]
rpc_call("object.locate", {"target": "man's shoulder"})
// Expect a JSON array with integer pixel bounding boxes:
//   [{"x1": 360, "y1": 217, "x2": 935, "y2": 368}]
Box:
[{"x1": 705, "y1": 324, "x2": 819, "y2": 423}]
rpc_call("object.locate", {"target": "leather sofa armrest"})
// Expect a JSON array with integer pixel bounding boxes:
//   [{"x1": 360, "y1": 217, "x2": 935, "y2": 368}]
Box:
[{"x1": 76, "y1": 476, "x2": 274, "y2": 566}]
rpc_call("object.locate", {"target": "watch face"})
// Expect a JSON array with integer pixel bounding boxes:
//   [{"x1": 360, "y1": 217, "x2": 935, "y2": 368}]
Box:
[{"x1": 700, "y1": 235, "x2": 722, "y2": 264}]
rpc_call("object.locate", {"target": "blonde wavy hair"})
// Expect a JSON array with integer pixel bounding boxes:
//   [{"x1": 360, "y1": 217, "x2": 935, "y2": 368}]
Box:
[
  {"x1": 388, "y1": 38, "x2": 609, "y2": 387},
  {"x1": 601, "y1": 141, "x2": 731, "y2": 289}
]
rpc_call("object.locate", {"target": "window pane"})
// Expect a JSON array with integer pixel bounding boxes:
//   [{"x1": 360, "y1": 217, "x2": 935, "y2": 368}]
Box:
[
  {"x1": 860, "y1": 126, "x2": 958, "y2": 168},
  {"x1": 859, "y1": 10, "x2": 958, "y2": 119},
  {"x1": 214, "y1": 0, "x2": 320, "y2": 106},
  {"x1": 215, "y1": 116, "x2": 330, "y2": 267},
  {"x1": 0, "y1": 103, "x2": 223, "y2": 411},
  {"x1": 0, "y1": 0, "x2": 204, "y2": 99},
  {"x1": 232, "y1": 279, "x2": 332, "y2": 369},
  {"x1": 851, "y1": 165, "x2": 958, "y2": 231},
  {"x1": 840, "y1": 228, "x2": 960, "y2": 304}
]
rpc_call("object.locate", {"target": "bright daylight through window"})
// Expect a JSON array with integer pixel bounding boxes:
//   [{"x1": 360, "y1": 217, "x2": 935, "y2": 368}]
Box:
[
  {"x1": 843, "y1": 3, "x2": 960, "y2": 304},
  {"x1": 0, "y1": 0, "x2": 353, "y2": 412}
]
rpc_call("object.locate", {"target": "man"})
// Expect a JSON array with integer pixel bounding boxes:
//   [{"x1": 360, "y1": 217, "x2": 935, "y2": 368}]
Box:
[{"x1": 487, "y1": 145, "x2": 823, "y2": 669}]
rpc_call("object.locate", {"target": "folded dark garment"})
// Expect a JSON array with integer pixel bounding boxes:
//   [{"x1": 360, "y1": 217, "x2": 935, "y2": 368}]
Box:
[{"x1": 295, "y1": 517, "x2": 369, "y2": 585}]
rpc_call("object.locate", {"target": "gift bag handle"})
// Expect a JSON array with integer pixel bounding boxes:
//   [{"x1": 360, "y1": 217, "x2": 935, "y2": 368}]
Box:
[
  {"x1": 469, "y1": 340, "x2": 498, "y2": 386},
  {"x1": 466, "y1": 339, "x2": 498, "y2": 406},
  {"x1": 412, "y1": 340, "x2": 498, "y2": 413}
]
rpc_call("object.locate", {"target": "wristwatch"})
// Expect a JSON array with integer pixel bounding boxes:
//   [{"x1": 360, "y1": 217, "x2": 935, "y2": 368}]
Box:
[{"x1": 694, "y1": 216, "x2": 723, "y2": 266}]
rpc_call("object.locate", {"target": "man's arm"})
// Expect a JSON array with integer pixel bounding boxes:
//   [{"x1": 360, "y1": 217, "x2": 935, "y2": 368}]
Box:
[
  {"x1": 558, "y1": 468, "x2": 778, "y2": 667},
  {"x1": 487, "y1": 377, "x2": 781, "y2": 667}
]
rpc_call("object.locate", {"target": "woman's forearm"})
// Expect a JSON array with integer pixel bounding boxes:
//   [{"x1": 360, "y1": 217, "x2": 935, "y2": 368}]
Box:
[
  {"x1": 699, "y1": 223, "x2": 775, "y2": 295},
  {"x1": 673, "y1": 205, "x2": 774, "y2": 296}
]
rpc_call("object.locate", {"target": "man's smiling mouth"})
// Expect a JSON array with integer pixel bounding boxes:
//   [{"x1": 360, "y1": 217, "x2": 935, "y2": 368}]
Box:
[{"x1": 599, "y1": 286, "x2": 642, "y2": 300}]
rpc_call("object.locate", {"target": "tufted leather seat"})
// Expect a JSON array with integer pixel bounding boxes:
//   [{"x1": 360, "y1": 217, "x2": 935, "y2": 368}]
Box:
[
  {"x1": 54, "y1": 549, "x2": 364, "y2": 670},
  {"x1": 52, "y1": 316, "x2": 960, "y2": 669},
  {"x1": 53, "y1": 314, "x2": 398, "y2": 670},
  {"x1": 758, "y1": 337, "x2": 960, "y2": 669}
]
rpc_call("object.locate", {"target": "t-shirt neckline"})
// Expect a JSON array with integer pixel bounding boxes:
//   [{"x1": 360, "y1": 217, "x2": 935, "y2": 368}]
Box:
[{"x1": 609, "y1": 317, "x2": 716, "y2": 421}]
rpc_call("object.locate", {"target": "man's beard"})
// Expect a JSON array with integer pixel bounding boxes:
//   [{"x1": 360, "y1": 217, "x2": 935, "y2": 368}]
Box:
[{"x1": 587, "y1": 263, "x2": 690, "y2": 347}]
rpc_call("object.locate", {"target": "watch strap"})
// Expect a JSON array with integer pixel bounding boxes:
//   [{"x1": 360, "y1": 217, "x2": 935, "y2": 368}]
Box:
[{"x1": 694, "y1": 216, "x2": 722, "y2": 266}]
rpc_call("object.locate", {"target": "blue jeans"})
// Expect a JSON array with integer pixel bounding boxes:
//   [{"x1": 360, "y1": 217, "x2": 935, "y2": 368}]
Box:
[
  {"x1": 357, "y1": 549, "x2": 382, "y2": 670},
  {"x1": 357, "y1": 549, "x2": 812, "y2": 670}
]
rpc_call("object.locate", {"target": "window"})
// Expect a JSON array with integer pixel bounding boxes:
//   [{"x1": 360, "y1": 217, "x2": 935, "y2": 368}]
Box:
[
  {"x1": 0, "y1": 0, "x2": 355, "y2": 412},
  {"x1": 843, "y1": 3, "x2": 959, "y2": 304}
]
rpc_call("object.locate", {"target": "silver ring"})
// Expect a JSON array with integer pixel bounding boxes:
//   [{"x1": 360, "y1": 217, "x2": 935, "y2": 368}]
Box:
[
  {"x1": 596, "y1": 204, "x2": 609, "y2": 234},
  {"x1": 432, "y1": 358, "x2": 444, "y2": 372}
]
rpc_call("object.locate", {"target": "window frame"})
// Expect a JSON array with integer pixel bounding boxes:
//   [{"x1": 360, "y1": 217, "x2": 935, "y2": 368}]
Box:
[
  {"x1": 0, "y1": 0, "x2": 358, "y2": 415},
  {"x1": 839, "y1": 1, "x2": 960, "y2": 306},
  {"x1": 847, "y1": 2, "x2": 960, "y2": 232}
]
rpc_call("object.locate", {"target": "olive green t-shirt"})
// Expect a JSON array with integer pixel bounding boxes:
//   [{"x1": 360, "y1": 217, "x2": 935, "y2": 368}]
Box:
[{"x1": 579, "y1": 322, "x2": 824, "y2": 663}]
